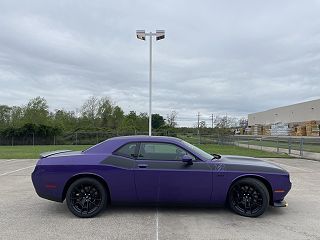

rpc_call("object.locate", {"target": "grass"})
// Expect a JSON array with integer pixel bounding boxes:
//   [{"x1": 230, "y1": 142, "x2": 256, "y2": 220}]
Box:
[
  {"x1": 0, "y1": 143, "x2": 289, "y2": 159},
  {"x1": 195, "y1": 144, "x2": 289, "y2": 158},
  {"x1": 239, "y1": 139, "x2": 320, "y2": 153},
  {"x1": 0, "y1": 145, "x2": 89, "y2": 159}
]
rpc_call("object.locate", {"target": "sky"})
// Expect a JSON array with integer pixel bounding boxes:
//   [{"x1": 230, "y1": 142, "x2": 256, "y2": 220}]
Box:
[{"x1": 1, "y1": 0, "x2": 320, "y2": 126}]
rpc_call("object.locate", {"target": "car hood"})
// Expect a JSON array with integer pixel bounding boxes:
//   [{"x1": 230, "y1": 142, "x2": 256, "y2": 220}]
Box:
[{"x1": 216, "y1": 155, "x2": 288, "y2": 174}]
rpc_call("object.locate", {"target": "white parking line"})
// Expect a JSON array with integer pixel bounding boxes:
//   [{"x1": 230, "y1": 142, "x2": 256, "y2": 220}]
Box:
[
  {"x1": 0, "y1": 165, "x2": 35, "y2": 177},
  {"x1": 156, "y1": 207, "x2": 159, "y2": 240},
  {"x1": 1, "y1": 159, "x2": 36, "y2": 163}
]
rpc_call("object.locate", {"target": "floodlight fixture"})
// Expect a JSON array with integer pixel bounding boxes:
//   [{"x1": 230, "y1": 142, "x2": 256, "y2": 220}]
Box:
[
  {"x1": 136, "y1": 30, "x2": 146, "y2": 40},
  {"x1": 156, "y1": 30, "x2": 165, "y2": 41}
]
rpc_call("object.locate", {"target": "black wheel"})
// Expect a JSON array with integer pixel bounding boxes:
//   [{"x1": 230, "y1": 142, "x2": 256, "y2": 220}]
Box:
[
  {"x1": 66, "y1": 177, "x2": 106, "y2": 218},
  {"x1": 228, "y1": 178, "x2": 269, "y2": 217}
]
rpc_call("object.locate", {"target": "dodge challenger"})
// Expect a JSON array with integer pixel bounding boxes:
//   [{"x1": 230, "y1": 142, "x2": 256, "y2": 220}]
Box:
[{"x1": 31, "y1": 136, "x2": 291, "y2": 218}]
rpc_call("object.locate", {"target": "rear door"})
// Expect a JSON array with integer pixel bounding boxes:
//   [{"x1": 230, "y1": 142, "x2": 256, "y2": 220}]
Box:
[{"x1": 134, "y1": 142, "x2": 212, "y2": 204}]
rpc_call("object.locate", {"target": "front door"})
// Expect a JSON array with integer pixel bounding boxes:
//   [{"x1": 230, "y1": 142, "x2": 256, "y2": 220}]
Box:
[{"x1": 134, "y1": 142, "x2": 212, "y2": 204}]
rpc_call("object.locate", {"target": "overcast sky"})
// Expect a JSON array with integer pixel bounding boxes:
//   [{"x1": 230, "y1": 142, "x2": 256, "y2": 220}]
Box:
[{"x1": 1, "y1": 0, "x2": 320, "y2": 126}]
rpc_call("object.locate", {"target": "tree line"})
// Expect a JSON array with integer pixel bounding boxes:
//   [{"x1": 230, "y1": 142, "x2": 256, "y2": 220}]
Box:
[{"x1": 0, "y1": 96, "x2": 177, "y2": 138}]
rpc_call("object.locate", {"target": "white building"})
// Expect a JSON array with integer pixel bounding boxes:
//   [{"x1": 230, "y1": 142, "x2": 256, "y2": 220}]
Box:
[{"x1": 248, "y1": 99, "x2": 320, "y2": 126}]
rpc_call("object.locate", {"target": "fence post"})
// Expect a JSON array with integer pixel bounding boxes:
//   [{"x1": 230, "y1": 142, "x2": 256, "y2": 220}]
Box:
[
  {"x1": 53, "y1": 135, "x2": 56, "y2": 145},
  {"x1": 260, "y1": 138, "x2": 262, "y2": 151},
  {"x1": 277, "y1": 136, "x2": 279, "y2": 153},
  {"x1": 288, "y1": 137, "x2": 291, "y2": 154},
  {"x1": 11, "y1": 136, "x2": 14, "y2": 146},
  {"x1": 300, "y1": 138, "x2": 304, "y2": 157},
  {"x1": 32, "y1": 133, "x2": 35, "y2": 146},
  {"x1": 75, "y1": 132, "x2": 78, "y2": 145}
]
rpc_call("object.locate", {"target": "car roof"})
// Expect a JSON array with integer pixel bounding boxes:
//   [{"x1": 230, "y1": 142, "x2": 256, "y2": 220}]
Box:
[
  {"x1": 84, "y1": 135, "x2": 184, "y2": 154},
  {"x1": 109, "y1": 135, "x2": 183, "y2": 142}
]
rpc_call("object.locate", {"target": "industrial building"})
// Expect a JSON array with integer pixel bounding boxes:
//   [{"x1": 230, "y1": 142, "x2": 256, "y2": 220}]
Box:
[{"x1": 247, "y1": 99, "x2": 320, "y2": 136}]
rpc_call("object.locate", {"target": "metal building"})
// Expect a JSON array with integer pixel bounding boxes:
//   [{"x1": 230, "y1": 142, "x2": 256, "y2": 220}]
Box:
[{"x1": 248, "y1": 99, "x2": 320, "y2": 126}]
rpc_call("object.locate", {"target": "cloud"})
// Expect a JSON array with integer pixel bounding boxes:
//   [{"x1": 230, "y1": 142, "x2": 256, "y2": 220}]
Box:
[{"x1": 0, "y1": 0, "x2": 320, "y2": 126}]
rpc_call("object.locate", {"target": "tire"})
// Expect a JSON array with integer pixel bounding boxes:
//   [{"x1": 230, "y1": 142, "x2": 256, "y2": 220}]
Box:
[
  {"x1": 228, "y1": 178, "x2": 269, "y2": 217},
  {"x1": 66, "y1": 177, "x2": 107, "y2": 218}
]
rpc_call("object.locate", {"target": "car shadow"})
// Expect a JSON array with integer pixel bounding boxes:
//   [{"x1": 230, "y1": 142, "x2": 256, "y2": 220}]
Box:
[{"x1": 43, "y1": 202, "x2": 287, "y2": 219}]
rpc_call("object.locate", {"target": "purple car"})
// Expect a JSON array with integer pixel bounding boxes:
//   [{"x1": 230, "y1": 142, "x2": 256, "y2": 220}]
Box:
[{"x1": 31, "y1": 136, "x2": 291, "y2": 218}]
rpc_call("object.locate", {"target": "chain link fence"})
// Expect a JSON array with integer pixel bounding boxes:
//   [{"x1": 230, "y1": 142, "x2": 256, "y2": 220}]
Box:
[
  {"x1": 0, "y1": 130, "x2": 178, "y2": 146},
  {"x1": 1, "y1": 131, "x2": 320, "y2": 158},
  {"x1": 233, "y1": 135, "x2": 320, "y2": 157}
]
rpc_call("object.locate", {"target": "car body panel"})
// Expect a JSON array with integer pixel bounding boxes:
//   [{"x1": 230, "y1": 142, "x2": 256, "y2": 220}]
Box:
[
  {"x1": 134, "y1": 159, "x2": 212, "y2": 203},
  {"x1": 31, "y1": 136, "x2": 291, "y2": 206}
]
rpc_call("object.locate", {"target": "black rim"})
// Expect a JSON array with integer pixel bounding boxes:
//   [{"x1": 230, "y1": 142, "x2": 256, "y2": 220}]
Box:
[
  {"x1": 231, "y1": 183, "x2": 264, "y2": 215},
  {"x1": 70, "y1": 182, "x2": 102, "y2": 215}
]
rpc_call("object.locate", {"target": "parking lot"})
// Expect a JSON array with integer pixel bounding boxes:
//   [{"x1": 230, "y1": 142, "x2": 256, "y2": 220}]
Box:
[{"x1": 0, "y1": 158, "x2": 320, "y2": 240}]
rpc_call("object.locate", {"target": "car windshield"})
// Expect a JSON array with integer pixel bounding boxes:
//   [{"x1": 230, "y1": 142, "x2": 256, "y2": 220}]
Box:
[{"x1": 181, "y1": 140, "x2": 214, "y2": 161}]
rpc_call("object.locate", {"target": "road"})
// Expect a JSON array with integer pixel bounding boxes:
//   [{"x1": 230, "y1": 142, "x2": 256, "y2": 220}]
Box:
[{"x1": 0, "y1": 158, "x2": 319, "y2": 240}]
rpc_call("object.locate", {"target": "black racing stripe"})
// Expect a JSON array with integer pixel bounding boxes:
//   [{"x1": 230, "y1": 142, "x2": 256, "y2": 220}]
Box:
[
  {"x1": 101, "y1": 155, "x2": 135, "y2": 169},
  {"x1": 225, "y1": 164, "x2": 285, "y2": 174}
]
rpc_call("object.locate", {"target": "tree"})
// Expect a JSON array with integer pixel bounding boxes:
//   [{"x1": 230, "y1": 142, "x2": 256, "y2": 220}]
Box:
[
  {"x1": 166, "y1": 111, "x2": 178, "y2": 128},
  {"x1": 122, "y1": 111, "x2": 138, "y2": 131},
  {"x1": 97, "y1": 97, "x2": 114, "y2": 128},
  {"x1": 239, "y1": 118, "x2": 248, "y2": 128},
  {"x1": 81, "y1": 96, "x2": 100, "y2": 127},
  {"x1": 53, "y1": 109, "x2": 78, "y2": 131},
  {"x1": 152, "y1": 114, "x2": 165, "y2": 129},
  {"x1": 110, "y1": 106, "x2": 124, "y2": 129},
  {"x1": 214, "y1": 115, "x2": 238, "y2": 128},
  {"x1": 199, "y1": 120, "x2": 206, "y2": 128},
  {"x1": 23, "y1": 97, "x2": 49, "y2": 125},
  {"x1": 10, "y1": 106, "x2": 24, "y2": 127},
  {"x1": 0, "y1": 105, "x2": 11, "y2": 129}
]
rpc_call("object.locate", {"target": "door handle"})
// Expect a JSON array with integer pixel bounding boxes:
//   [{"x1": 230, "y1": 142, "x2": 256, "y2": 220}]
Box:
[{"x1": 138, "y1": 164, "x2": 148, "y2": 168}]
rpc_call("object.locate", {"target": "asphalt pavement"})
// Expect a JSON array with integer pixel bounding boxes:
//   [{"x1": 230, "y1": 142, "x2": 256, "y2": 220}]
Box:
[{"x1": 0, "y1": 158, "x2": 319, "y2": 240}]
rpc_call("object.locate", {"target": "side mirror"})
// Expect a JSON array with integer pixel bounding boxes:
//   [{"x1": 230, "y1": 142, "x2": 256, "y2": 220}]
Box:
[{"x1": 182, "y1": 155, "x2": 193, "y2": 165}]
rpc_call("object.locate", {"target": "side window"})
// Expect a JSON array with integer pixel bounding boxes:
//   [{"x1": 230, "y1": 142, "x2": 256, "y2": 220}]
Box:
[
  {"x1": 138, "y1": 142, "x2": 195, "y2": 161},
  {"x1": 114, "y1": 142, "x2": 137, "y2": 158}
]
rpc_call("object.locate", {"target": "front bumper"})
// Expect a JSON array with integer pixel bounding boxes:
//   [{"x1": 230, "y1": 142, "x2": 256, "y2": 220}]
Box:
[{"x1": 273, "y1": 200, "x2": 288, "y2": 207}]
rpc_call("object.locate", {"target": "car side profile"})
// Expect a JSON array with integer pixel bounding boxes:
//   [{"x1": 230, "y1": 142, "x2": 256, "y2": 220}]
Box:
[{"x1": 31, "y1": 136, "x2": 291, "y2": 218}]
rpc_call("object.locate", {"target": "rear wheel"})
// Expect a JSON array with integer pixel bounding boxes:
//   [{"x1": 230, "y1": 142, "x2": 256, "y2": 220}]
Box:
[
  {"x1": 66, "y1": 177, "x2": 106, "y2": 218},
  {"x1": 228, "y1": 178, "x2": 269, "y2": 217}
]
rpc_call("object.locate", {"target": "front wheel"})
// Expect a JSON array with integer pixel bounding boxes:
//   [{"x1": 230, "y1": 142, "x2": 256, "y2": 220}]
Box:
[
  {"x1": 66, "y1": 177, "x2": 106, "y2": 218},
  {"x1": 228, "y1": 178, "x2": 269, "y2": 217}
]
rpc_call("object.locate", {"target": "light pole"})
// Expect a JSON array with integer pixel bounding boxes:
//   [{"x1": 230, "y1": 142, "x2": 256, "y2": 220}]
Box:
[{"x1": 136, "y1": 30, "x2": 165, "y2": 136}]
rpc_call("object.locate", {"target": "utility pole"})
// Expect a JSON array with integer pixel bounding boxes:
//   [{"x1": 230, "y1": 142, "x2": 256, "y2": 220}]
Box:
[
  {"x1": 197, "y1": 112, "x2": 200, "y2": 144},
  {"x1": 211, "y1": 114, "x2": 214, "y2": 129}
]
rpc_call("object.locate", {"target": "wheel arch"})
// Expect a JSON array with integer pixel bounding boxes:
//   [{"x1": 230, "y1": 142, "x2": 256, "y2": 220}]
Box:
[
  {"x1": 62, "y1": 173, "x2": 111, "y2": 204},
  {"x1": 227, "y1": 174, "x2": 273, "y2": 205}
]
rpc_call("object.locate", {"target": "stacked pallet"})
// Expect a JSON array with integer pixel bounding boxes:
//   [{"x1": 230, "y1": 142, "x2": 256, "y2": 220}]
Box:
[
  {"x1": 306, "y1": 120, "x2": 319, "y2": 136},
  {"x1": 245, "y1": 127, "x2": 252, "y2": 135},
  {"x1": 294, "y1": 125, "x2": 306, "y2": 136},
  {"x1": 252, "y1": 125, "x2": 262, "y2": 135},
  {"x1": 270, "y1": 123, "x2": 290, "y2": 136},
  {"x1": 262, "y1": 125, "x2": 271, "y2": 136}
]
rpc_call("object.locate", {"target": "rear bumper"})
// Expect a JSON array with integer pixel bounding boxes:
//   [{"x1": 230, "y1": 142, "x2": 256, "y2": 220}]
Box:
[
  {"x1": 31, "y1": 167, "x2": 63, "y2": 203},
  {"x1": 272, "y1": 200, "x2": 288, "y2": 207}
]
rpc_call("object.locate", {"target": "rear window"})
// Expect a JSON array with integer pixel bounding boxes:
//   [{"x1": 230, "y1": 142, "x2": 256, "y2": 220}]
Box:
[{"x1": 114, "y1": 142, "x2": 138, "y2": 158}]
